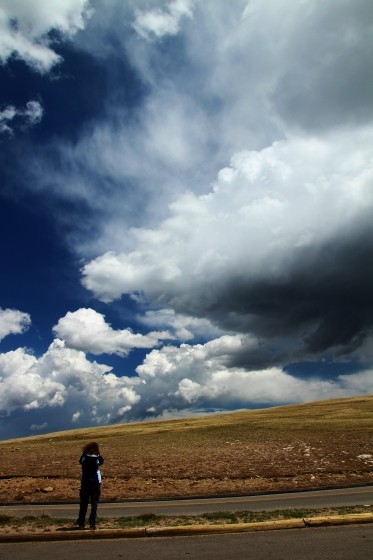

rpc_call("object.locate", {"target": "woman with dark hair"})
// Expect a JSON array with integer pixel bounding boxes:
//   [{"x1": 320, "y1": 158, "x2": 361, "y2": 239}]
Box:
[{"x1": 77, "y1": 441, "x2": 104, "y2": 530}]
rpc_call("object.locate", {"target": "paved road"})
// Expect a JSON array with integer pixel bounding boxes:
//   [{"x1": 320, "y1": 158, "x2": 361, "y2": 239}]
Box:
[
  {"x1": 1, "y1": 485, "x2": 372, "y2": 518},
  {"x1": 0, "y1": 525, "x2": 372, "y2": 559}
]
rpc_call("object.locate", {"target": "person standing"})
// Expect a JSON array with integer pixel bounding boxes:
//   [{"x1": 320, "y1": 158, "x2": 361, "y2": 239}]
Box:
[{"x1": 77, "y1": 441, "x2": 104, "y2": 530}]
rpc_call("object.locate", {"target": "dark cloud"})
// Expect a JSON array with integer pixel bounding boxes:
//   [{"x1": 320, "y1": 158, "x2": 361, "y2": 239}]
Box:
[{"x1": 196, "y1": 226, "x2": 373, "y2": 366}]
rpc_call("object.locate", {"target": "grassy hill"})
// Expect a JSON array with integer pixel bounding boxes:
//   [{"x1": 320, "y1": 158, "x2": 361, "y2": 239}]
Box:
[{"x1": 0, "y1": 396, "x2": 372, "y2": 503}]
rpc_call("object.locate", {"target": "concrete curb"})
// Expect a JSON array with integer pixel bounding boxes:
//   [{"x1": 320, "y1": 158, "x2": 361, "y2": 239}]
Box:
[
  {"x1": 0, "y1": 514, "x2": 372, "y2": 543},
  {"x1": 145, "y1": 518, "x2": 306, "y2": 537},
  {"x1": 303, "y1": 513, "x2": 373, "y2": 527}
]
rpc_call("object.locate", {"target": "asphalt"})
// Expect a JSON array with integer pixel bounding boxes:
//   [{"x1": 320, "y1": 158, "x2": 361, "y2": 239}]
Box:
[
  {"x1": 0, "y1": 513, "x2": 372, "y2": 543},
  {"x1": 2, "y1": 484, "x2": 373, "y2": 518}
]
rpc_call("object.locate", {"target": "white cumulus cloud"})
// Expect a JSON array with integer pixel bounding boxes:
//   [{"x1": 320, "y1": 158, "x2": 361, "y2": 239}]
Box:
[
  {"x1": 0, "y1": 347, "x2": 65, "y2": 414},
  {"x1": 53, "y1": 307, "x2": 172, "y2": 356},
  {"x1": 0, "y1": 339, "x2": 140, "y2": 423},
  {"x1": 0, "y1": 308, "x2": 31, "y2": 341}
]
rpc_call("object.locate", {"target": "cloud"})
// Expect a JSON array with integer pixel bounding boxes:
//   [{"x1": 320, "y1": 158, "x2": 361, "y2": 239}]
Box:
[
  {"x1": 0, "y1": 347, "x2": 64, "y2": 414},
  {"x1": 133, "y1": 337, "x2": 373, "y2": 417},
  {"x1": 72, "y1": 411, "x2": 81, "y2": 423},
  {"x1": 0, "y1": 339, "x2": 140, "y2": 424},
  {"x1": 0, "y1": 308, "x2": 31, "y2": 341},
  {"x1": 1, "y1": 333, "x2": 372, "y2": 436},
  {"x1": 30, "y1": 422, "x2": 48, "y2": 432},
  {"x1": 82, "y1": 128, "x2": 373, "y2": 363},
  {"x1": 24, "y1": 100, "x2": 43, "y2": 123},
  {"x1": 270, "y1": 0, "x2": 373, "y2": 132},
  {"x1": 0, "y1": 106, "x2": 16, "y2": 134},
  {"x1": 18, "y1": 1, "x2": 373, "y2": 258},
  {"x1": 133, "y1": 0, "x2": 193, "y2": 39},
  {"x1": 0, "y1": 100, "x2": 43, "y2": 134},
  {"x1": 0, "y1": 0, "x2": 91, "y2": 72},
  {"x1": 139, "y1": 308, "x2": 225, "y2": 341},
  {"x1": 53, "y1": 308, "x2": 173, "y2": 356}
]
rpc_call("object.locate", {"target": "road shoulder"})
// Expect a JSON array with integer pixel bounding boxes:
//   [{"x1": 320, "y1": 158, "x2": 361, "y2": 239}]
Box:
[{"x1": 0, "y1": 513, "x2": 372, "y2": 543}]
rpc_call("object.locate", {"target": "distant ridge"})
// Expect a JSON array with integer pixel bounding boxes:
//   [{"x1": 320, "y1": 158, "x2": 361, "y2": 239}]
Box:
[{"x1": 2, "y1": 394, "x2": 372, "y2": 444}]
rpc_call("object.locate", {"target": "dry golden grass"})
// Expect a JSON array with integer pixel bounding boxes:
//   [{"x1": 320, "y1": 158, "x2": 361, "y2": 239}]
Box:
[{"x1": 0, "y1": 396, "x2": 372, "y2": 503}]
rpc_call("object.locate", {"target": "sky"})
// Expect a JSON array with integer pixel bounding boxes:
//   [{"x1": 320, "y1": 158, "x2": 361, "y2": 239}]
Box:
[{"x1": 0, "y1": 0, "x2": 373, "y2": 440}]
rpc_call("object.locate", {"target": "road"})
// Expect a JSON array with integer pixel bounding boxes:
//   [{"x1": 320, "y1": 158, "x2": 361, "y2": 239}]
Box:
[
  {"x1": 0, "y1": 485, "x2": 372, "y2": 518},
  {"x1": 0, "y1": 525, "x2": 372, "y2": 559}
]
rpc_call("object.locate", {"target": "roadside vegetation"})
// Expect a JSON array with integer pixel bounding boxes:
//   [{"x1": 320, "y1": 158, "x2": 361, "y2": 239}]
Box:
[{"x1": 0, "y1": 505, "x2": 372, "y2": 534}]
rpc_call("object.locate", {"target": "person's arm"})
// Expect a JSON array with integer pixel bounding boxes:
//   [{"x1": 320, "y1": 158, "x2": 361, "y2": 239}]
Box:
[{"x1": 98, "y1": 455, "x2": 104, "y2": 466}]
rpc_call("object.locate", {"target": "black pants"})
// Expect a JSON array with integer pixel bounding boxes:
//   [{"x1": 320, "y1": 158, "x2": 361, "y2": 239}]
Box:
[{"x1": 78, "y1": 482, "x2": 101, "y2": 527}]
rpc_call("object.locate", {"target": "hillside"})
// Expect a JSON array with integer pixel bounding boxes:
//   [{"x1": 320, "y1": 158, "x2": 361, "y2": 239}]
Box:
[{"x1": 0, "y1": 396, "x2": 372, "y2": 503}]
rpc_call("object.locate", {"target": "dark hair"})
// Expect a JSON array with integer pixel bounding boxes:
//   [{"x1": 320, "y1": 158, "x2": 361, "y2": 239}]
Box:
[{"x1": 82, "y1": 441, "x2": 100, "y2": 455}]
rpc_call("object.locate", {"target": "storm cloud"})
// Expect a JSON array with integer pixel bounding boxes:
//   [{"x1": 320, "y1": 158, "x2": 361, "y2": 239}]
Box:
[{"x1": 83, "y1": 129, "x2": 373, "y2": 367}]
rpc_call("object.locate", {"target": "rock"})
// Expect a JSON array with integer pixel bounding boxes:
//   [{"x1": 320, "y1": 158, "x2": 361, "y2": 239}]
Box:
[{"x1": 41, "y1": 486, "x2": 54, "y2": 493}]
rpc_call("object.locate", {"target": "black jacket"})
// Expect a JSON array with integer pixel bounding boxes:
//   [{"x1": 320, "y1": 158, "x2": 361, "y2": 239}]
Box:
[{"x1": 79, "y1": 453, "x2": 104, "y2": 484}]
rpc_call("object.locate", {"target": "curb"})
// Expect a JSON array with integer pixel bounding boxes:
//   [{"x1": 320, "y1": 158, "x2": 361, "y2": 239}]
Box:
[{"x1": 0, "y1": 514, "x2": 372, "y2": 543}]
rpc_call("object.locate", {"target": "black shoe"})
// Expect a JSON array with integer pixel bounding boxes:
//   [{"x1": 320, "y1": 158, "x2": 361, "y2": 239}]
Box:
[
  {"x1": 89, "y1": 524, "x2": 96, "y2": 530},
  {"x1": 78, "y1": 524, "x2": 85, "y2": 530}
]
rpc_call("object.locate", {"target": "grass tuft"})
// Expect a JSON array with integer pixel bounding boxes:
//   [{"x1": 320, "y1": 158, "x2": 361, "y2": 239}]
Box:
[{"x1": 0, "y1": 515, "x2": 13, "y2": 526}]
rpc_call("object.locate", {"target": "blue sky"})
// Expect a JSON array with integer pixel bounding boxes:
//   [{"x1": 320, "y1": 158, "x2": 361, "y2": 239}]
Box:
[{"x1": 1, "y1": 0, "x2": 373, "y2": 439}]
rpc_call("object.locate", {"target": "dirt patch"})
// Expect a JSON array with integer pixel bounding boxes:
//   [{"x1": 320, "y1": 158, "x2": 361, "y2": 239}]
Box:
[{"x1": 0, "y1": 434, "x2": 372, "y2": 503}]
